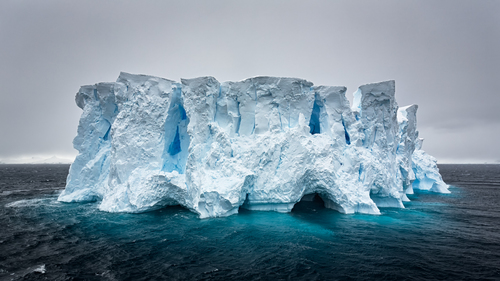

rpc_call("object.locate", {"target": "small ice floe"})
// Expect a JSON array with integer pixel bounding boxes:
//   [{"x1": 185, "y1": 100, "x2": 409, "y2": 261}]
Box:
[
  {"x1": 203, "y1": 268, "x2": 219, "y2": 274},
  {"x1": 33, "y1": 264, "x2": 46, "y2": 274},
  {"x1": 96, "y1": 270, "x2": 115, "y2": 279}
]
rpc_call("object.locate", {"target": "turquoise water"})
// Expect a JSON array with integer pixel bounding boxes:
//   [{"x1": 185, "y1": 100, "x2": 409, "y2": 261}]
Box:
[{"x1": 0, "y1": 164, "x2": 499, "y2": 280}]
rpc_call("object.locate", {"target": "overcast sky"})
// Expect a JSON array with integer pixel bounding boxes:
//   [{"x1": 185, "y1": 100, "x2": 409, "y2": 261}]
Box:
[{"x1": 0, "y1": 0, "x2": 499, "y2": 163}]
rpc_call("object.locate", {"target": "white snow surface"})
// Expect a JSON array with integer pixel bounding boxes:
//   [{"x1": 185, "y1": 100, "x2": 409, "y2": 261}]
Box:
[{"x1": 58, "y1": 73, "x2": 449, "y2": 218}]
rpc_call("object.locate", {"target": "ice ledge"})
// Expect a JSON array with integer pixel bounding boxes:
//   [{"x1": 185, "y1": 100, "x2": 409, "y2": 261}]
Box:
[{"x1": 59, "y1": 73, "x2": 448, "y2": 218}]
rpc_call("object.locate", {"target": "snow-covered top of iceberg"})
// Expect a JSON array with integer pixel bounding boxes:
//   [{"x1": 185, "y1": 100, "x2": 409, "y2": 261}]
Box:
[{"x1": 59, "y1": 72, "x2": 449, "y2": 218}]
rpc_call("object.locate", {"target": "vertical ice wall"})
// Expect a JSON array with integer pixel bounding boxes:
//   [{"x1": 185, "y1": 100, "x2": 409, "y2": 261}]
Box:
[
  {"x1": 59, "y1": 83, "x2": 120, "y2": 202},
  {"x1": 397, "y1": 105, "x2": 419, "y2": 198},
  {"x1": 98, "y1": 73, "x2": 190, "y2": 212},
  {"x1": 59, "y1": 73, "x2": 449, "y2": 218},
  {"x1": 351, "y1": 81, "x2": 405, "y2": 208}
]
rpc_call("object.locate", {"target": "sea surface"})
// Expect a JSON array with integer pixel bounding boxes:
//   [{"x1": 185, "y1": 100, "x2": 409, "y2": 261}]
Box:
[{"x1": 0, "y1": 164, "x2": 499, "y2": 280}]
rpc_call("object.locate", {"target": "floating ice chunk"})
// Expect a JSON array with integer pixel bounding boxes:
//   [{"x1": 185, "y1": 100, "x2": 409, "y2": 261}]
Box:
[{"x1": 33, "y1": 265, "x2": 46, "y2": 274}]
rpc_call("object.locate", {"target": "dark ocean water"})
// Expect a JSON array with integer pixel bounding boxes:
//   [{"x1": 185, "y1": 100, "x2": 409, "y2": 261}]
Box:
[{"x1": 0, "y1": 164, "x2": 499, "y2": 280}]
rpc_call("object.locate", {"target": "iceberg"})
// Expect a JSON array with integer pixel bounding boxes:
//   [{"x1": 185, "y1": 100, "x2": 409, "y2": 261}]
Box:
[{"x1": 58, "y1": 73, "x2": 449, "y2": 218}]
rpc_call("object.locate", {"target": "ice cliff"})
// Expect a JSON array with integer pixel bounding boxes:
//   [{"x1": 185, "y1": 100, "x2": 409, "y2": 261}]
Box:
[{"x1": 59, "y1": 73, "x2": 449, "y2": 218}]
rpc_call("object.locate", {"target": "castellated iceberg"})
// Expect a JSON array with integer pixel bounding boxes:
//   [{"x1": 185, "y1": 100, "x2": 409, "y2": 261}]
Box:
[{"x1": 58, "y1": 72, "x2": 449, "y2": 218}]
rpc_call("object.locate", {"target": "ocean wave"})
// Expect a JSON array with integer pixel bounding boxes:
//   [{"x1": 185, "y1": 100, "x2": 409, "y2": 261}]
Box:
[
  {"x1": 5, "y1": 198, "x2": 60, "y2": 208},
  {"x1": 0, "y1": 188, "x2": 64, "y2": 197}
]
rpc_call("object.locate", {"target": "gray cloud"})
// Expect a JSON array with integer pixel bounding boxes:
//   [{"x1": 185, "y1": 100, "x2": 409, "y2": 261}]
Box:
[{"x1": 1, "y1": 0, "x2": 499, "y2": 163}]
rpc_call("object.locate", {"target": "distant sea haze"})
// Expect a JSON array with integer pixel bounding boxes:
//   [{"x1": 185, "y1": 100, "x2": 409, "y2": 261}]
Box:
[
  {"x1": 0, "y1": 164, "x2": 499, "y2": 280},
  {"x1": 0, "y1": 156, "x2": 74, "y2": 164}
]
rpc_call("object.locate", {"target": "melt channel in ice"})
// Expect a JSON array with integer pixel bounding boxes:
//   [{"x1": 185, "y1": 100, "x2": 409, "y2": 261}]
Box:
[{"x1": 58, "y1": 73, "x2": 449, "y2": 218}]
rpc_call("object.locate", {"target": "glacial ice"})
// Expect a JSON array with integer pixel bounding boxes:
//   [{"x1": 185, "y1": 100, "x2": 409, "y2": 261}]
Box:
[{"x1": 58, "y1": 73, "x2": 449, "y2": 218}]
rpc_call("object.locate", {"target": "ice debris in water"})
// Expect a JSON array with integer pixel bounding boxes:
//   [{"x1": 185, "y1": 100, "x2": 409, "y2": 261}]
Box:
[
  {"x1": 33, "y1": 265, "x2": 46, "y2": 274},
  {"x1": 58, "y1": 73, "x2": 449, "y2": 218}
]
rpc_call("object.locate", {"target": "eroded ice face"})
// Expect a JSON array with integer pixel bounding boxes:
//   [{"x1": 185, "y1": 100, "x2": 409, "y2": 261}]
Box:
[{"x1": 59, "y1": 73, "x2": 448, "y2": 218}]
